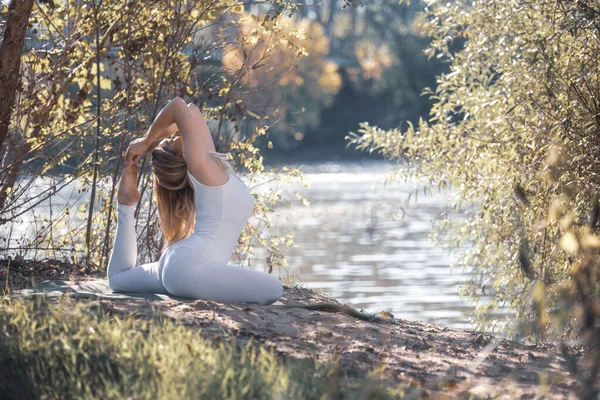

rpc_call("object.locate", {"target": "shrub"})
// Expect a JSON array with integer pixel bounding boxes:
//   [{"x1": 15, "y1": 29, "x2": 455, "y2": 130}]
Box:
[{"x1": 347, "y1": 0, "x2": 600, "y2": 341}]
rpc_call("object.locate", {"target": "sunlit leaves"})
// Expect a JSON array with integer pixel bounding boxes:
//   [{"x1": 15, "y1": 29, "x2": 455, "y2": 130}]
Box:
[
  {"x1": 220, "y1": 14, "x2": 341, "y2": 146},
  {"x1": 559, "y1": 232, "x2": 579, "y2": 255},
  {"x1": 348, "y1": 0, "x2": 600, "y2": 338},
  {"x1": 355, "y1": 40, "x2": 395, "y2": 80},
  {"x1": 4, "y1": 0, "x2": 309, "y2": 274}
]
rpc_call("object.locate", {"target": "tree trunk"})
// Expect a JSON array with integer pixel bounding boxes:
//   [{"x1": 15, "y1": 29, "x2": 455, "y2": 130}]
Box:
[{"x1": 0, "y1": 0, "x2": 36, "y2": 153}]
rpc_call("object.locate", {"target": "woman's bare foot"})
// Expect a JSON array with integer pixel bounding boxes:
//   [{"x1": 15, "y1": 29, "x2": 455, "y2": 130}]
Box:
[{"x1": 117, "y1": 164, "x2": 141, "y2": 206}]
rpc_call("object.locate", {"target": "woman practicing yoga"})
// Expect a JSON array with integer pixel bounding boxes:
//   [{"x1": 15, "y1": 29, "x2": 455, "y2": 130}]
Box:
[{"x1": 106, "y1": 97, "x2": 283, "y2": 305}]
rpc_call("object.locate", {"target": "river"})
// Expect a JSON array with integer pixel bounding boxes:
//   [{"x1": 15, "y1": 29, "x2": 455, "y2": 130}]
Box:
[
  {"x1": 2, "y1": 160, "x2": 503, "y2": 329},
  {"x1": 253, "y1": 160, "x2": 497, "y2": 330}
]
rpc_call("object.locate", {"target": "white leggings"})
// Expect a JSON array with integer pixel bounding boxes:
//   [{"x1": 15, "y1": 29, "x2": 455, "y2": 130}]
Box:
[{"x1": 106, "y1": 203, "x2": 283, "y2": 305}]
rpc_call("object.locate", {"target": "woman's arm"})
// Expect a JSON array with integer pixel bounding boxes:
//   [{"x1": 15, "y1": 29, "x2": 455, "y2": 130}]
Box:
[
  {"x1": 142, "y1": 98, "x2": 186, "y2": 145},
  {"x1": 124, "y1": 121, "x2": 179, "y2": 166},
  {"x1": 144, "y1": 123, "x2": 178, "y2": 149},
  {"x1": 187, "y1": 103, "x2": 216, "y2": 153},
  {"x1": 143, "y1": 96, "x2": 229, "y2": 186}
]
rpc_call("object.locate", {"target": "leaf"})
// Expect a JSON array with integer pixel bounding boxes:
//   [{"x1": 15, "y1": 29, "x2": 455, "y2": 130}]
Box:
[
  {"x1": 560, "y1": 232, "x2": 579, "y2": 255},
  {"x1": 100, "y1": 77, "x2": 112, "y2": 90},
  {"x1": 580, "y1": 231, "x2": 600, "y2": 250}
]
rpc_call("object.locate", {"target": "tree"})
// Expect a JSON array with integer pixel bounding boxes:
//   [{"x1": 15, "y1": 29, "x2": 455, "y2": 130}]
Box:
[
  {"x1": 0, "y1": 0, "x2": 40, "y2": 207},
  {"x1": 0, "y1": 0, "x2": 309, "y2": 276},
  {"x1": 348, "y1": 0, "x2": 600, "y2": 346},
  {"x1": 221, "y1": 15, "x2": 342, "y2": 150}
]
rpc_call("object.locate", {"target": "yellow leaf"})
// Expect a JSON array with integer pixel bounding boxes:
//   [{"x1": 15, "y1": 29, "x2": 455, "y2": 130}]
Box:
[
  {"x1": 90, "y1": 63, "x2": 105, "y2": 75},
  {"x1": 100, "y1": 77, "x2": 112, "y2": 90},
  {"x1": 74, "y1": 76, "x2": 88, "y2": 91},
  {"x1": 76, "y1": 114, "x2": 88, "y2": 125},
  {"x1": 560, "y1": 232, "x2": 579, "y2": 255},
  {"x1": 581, "y1": 232, "x2": 600, "y2": 249},
  {"x1": 218, "y1": 86, "x2": 230, "y2": 97}
]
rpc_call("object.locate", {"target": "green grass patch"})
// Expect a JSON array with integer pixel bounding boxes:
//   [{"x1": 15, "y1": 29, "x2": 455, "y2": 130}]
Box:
[{"x1": 0, "y1": 294, "x2": 420, "y2": 399}]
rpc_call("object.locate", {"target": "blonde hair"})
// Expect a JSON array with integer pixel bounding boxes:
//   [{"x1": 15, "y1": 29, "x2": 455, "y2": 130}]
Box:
[{"x1": 150, "y1": 146, "x2": 195, "y2": 254}]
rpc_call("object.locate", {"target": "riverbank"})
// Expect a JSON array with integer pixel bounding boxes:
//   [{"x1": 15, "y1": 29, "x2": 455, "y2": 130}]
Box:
[{"x1": 0, "y1": 258, "x2": 582, "y2": 398}]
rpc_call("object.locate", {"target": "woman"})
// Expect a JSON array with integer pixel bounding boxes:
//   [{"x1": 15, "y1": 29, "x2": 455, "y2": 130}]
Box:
[{"x1": 106, "y1": 97, "x2": 283, "y2": 305}]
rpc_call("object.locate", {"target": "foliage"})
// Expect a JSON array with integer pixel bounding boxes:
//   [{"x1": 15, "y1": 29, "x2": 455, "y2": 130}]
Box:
[
  {"x1": 348, "y1": 1, "x2": 447, "y2": 127},
  {"x1": 0, "y1": 0, "x2": 310, "y2": 274},
  {"x1": 296, "y1": 0, "x2": 449, "y2": 154},
  {"x1": 347, "y1": 0, "x2": 600, "y2": 343},
  {"x1": 221, "y1": 14, "x2": 342, "y2": 150},
  {"x1": 0, "y1": 293, "x2": 422, "y2": 399}
]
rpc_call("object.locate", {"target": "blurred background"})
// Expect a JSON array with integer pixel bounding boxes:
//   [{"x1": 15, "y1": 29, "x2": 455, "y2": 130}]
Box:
[{"x1": 243, "y1": 0, "x2": 447, "y2": 163}]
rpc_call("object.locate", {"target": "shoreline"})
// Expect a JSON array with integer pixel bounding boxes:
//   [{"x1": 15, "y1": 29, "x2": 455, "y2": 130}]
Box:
[{"x1": 0, "y1": 257, "x2": 583, "y2": 398}]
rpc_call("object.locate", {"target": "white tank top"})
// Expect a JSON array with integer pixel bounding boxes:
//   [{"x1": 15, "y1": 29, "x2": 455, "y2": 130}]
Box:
[{"x1": 185, "y1": 167, "x2": 255, "y2": 264}]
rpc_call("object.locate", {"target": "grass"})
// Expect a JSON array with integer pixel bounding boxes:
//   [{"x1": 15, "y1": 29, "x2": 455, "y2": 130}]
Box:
[{"x1": 0, "y1": 293, "x2": 423, "y2": 400}]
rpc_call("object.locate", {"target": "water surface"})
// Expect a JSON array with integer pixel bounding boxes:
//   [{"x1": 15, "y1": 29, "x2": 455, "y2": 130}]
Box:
[{"x1": 253, "y1": 160, "x2": 488, "y2": 329}]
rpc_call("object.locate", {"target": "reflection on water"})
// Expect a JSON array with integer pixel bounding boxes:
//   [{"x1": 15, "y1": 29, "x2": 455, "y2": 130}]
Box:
[
  {"x1": 256, "y1": 160, "x2": 496, "y2": 330},
  {"x1": 2, "y1": 160, "x2": 505, "y2": 329}
]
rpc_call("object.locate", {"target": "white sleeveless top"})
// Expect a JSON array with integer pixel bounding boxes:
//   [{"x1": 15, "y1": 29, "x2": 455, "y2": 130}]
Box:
[{"x1": 184, "y1": 159, "x2": 255, "y2": 265}]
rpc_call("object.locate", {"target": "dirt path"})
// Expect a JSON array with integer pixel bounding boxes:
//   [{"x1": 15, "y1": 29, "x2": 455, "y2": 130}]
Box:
[
  {"x1": 0, "y1": 259, "x2": 582, "y2": 398},
  {"x1": 64, "y1": 285, "x2": 582, "y2": 398}
]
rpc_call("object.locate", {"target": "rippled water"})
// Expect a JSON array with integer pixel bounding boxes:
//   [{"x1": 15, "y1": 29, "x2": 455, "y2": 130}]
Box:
[
  {"x1": 2, "y1": 160, "x2": 503, "y2": 329},
  {"x1": 255, "y1": 160, "x2": 491, "y2": 330}
]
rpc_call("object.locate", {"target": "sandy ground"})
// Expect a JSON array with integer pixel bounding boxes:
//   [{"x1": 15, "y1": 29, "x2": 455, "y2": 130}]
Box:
[{"x1": 0, "y1": 258, "x2": 584, "y2": 398}]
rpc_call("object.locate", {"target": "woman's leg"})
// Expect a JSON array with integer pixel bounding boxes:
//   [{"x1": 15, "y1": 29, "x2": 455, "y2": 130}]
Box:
[
  {"x1": 162, "y1": 248, "x2": 283, "y2": 305},
  {"x1": 106, "y1": 164, "x2": 166, "y2": 294},
  {"x1": 106, "y1": 203, "x2": 168, "y2": 294}
]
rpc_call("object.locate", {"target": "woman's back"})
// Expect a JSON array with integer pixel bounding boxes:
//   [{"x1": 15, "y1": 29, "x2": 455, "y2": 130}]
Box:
[{"x1": 185, "y1": 167, "x2": 255, "y2": 265}]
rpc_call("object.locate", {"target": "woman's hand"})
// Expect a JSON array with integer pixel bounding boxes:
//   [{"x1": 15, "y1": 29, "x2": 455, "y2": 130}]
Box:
[{"x1": 125, "y1": 138, "x2": 151, "y2": 167}]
